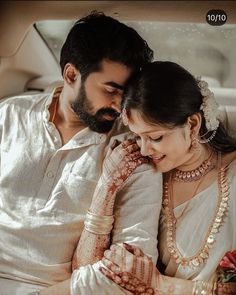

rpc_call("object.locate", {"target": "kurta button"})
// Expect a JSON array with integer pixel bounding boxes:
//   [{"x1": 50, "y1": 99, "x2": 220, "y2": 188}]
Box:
[{"x1": 47, "y1": 171, "x2": 54, "y2": 178}]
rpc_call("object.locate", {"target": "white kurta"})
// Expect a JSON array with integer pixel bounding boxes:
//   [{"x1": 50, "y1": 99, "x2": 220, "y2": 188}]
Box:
[
  {"x1": 0, "y1": 93, "x2": 162, "y2": 294},
  {"x1": 159, "y1": 158, "x2": 236, "y2": 283}
]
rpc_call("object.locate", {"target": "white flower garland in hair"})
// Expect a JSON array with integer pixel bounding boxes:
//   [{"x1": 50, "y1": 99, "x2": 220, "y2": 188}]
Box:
[{"x1": 196, "y1": 77, "x2": 220, "y2": 132}]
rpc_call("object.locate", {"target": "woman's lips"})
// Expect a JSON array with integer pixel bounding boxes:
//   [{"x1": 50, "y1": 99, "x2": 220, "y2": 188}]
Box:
[{"x1": 151, "y1": 155, "x2": 165, "y2": 164}]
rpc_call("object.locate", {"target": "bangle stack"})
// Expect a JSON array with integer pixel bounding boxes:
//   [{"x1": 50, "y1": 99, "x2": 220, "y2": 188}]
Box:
[
  {"x1": 192, "y1": 280, "x2": 216, "y2": 295},
  {"x1": 84, "y1": 210, "x2": 114, "y2": 235}
]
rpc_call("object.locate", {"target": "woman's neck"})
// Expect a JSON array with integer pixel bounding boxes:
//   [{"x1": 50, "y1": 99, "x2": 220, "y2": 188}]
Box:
[{"x1": 176, "y1": 145, "x2": 211, "y2": 172}]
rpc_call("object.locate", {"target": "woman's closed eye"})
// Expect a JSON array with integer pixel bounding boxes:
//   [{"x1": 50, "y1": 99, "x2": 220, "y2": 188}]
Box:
[{"x1": 133, "y1": 135, "x2": 163, "y2": 143}]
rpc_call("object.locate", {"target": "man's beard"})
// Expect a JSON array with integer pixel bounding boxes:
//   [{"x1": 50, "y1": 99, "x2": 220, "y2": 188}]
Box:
[{"x1": 71, "y1": 84, "x2": 120, "y2": 133}]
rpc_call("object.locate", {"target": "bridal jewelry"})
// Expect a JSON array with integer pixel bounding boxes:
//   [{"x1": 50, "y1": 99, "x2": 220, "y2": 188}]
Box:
[
  {"x1": 162, "y1": 155, "x2": 230, "y2": 268},
  {"x1": 84, "y1": 210, "x2": 114, "y2": 235},
  {"x1": 172, "y1": 174, "x2": 205, "y2": 222},
  {"x1": 173, "y1": 152, "x2": 216, "y2": 182}
]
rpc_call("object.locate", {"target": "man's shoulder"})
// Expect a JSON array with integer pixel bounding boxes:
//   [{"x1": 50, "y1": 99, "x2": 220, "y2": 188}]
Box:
[
  {"x1": 107, "y1": 118, "x2": 133, "y2": 142},
  {"x1": 0, "y1": 92, "x2": 50, "y2": 113},
  {"x1": 0, "y1": 93, "x2": 50, "y2": 107}
]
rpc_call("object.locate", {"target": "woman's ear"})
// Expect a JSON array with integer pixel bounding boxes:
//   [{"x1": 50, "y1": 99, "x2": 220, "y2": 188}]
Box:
[
  {"x1": 63, "y1": 63, "x2": 80, "y2": 85},
  {"x1": 187, "y1": 113, "x2": 202, "y2": 136}
]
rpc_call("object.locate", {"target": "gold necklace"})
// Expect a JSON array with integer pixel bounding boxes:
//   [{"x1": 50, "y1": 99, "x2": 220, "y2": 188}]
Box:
[
  {"x1": 171, "y1": 173, "x2": 205, "y2": 222},
  {"x1": 173, "y1": 152, "x2": 216, "y2": 182},
  {"x1": 162, "y1": 158, "x2": 230, "y2": 268}
]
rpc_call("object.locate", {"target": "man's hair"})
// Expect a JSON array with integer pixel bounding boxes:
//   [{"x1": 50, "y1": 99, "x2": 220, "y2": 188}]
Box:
[{"x1": 60, "y1": 11, "x2": 153, "y2": 80}]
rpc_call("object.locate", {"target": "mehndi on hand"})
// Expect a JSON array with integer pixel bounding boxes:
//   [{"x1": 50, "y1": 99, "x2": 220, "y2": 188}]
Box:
[
  {"x1": 100, "y1": 243, "x2": 159, "y2": 295},
  {"x1": 101, "y1": 139, "x2": 149, "y2": 193},
  {"x1": 90, "y1": 139, "x2": 149, "y2": 215}
]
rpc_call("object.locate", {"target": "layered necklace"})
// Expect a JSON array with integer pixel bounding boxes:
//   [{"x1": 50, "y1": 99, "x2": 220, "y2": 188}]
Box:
[
  {"x1": 162, "y1": 154, "x2": 230, "y2": 268},
  {"x1": 172, "y1": 151, "x2": 215, "y2": 182}
]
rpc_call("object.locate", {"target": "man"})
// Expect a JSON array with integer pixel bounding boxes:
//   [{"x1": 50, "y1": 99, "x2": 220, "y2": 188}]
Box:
[{"x1": 0, "y1": 12, "x2": 162, "y2": 294}]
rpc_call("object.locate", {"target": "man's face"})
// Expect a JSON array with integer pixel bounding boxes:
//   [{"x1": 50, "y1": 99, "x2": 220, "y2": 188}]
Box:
[{"x1": 71, "y1": 59, "x2": 132, "y2": 133}]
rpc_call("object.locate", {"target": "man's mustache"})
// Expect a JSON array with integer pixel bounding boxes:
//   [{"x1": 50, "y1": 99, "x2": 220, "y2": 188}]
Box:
[{"x1": 95, "y1": 108, "x2": 120, "y2": 120}]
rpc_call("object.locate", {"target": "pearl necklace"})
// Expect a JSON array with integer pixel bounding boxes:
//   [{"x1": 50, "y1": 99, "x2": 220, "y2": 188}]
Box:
[
  {"x1": 162, "y1": 161, "x2": 230, "y2": 268},
  {"x1": 172, "y1": 152, "x2": 216, "y2": 182}
]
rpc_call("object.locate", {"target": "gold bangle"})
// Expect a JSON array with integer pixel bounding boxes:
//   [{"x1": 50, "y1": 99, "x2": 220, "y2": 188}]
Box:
[{"x1": 84, "y1": 210, "x2": 114, "y2": 235}]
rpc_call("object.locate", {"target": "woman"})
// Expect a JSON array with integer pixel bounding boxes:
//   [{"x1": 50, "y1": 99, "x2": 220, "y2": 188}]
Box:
[{"x1": 97, "y1": 61, "x2": 236, "y2": 294}]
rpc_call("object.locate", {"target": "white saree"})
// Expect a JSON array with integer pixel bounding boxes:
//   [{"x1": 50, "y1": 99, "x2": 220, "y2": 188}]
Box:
[{"x1": 158, "y1": 158, "x2": 236, "y2": 283}]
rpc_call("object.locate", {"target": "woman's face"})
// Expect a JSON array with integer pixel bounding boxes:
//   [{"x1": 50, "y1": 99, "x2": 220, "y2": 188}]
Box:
[{"x1": 127, "y1": 109, "x2": 193, "y2": 172}]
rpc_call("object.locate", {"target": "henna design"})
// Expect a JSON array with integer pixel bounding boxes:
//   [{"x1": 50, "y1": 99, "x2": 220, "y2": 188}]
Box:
[
  {"x1": 100, "y1": 267, "x2": 156, "y2": 295},
  {"x1": 90, "y1": 139, "x2": 148, "y2": 215},
  {"x1": 72, "y1": 231, "x2": 110, "y2": 270},
  {"x1": 102, "y1": 244, "x2": 159, "y2": 294}
]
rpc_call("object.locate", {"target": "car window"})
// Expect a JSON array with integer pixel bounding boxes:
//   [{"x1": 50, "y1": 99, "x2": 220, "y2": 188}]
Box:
[{"x1": 36, "y1": 20, "x2": 236, "y2": 89}]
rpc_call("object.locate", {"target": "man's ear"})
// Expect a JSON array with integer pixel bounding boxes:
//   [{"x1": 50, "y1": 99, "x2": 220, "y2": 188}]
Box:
[
  {"x1": 187, "y1": 113, "x2": 202, "y2": 135},
  {"x1": 63, "y1": 63, "x2": 80, "y2": 85}
]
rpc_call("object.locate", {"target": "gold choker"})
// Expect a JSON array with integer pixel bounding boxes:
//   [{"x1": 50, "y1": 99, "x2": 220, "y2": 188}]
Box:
[{"x1": 173, "y1": 152, "x2": 215, "y2": 182}]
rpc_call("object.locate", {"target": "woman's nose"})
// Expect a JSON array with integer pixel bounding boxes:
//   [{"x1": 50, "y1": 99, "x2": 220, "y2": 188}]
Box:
[{"x1": 140, "y1": 140, "x2": 153, "y2": 157}]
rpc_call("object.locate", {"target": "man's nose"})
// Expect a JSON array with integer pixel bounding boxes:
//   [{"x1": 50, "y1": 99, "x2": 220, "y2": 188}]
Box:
[{"x1": 111, "y1": 97, "x2": 122, "y2": 113}]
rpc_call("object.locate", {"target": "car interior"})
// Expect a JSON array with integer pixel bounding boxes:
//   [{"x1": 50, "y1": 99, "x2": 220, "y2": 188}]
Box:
[{"x1": 0, "y1": 0, "x2": 235, "y2": 135}]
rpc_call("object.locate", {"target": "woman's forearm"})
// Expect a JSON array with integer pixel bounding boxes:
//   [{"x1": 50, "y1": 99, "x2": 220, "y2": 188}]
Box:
[
  {"x1": 72, "y1": 230, "x2": 110, "y2": 268},
  {"x1": 72, "y1": 139, "x2": 145, "y2": 270},
  {"x1": 72, "y1": 184, "x2": 116, "y2": 269}
]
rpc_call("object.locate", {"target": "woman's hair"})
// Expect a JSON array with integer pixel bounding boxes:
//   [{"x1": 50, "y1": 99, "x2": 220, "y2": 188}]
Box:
[{"x1": 123, "y1": 61, "x2": 236, "y2": 154}]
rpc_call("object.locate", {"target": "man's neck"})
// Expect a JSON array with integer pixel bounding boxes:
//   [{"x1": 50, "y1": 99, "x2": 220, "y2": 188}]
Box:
[{"x1": 49, "y1": 87, "x2": 87, "y2": 145}]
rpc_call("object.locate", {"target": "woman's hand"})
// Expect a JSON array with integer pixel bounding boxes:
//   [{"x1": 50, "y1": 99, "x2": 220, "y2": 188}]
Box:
[
  {"x1": 100, "y1": 244, "x2": 200, "y2": 295},
  {"x1": 100, "y1": 243, "x2": 159, "y2": 295},
  {"x1": 90, "y1": 139, "x2": 148, "y2": 215},
  {"x1": 101, "y1": 139, "x2": 148, "y2": 192}
]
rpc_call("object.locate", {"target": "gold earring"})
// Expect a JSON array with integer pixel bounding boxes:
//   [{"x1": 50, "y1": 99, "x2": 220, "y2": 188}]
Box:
[{"x1": 190, "y1": 135, "x2": 200, "y2": 153}]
